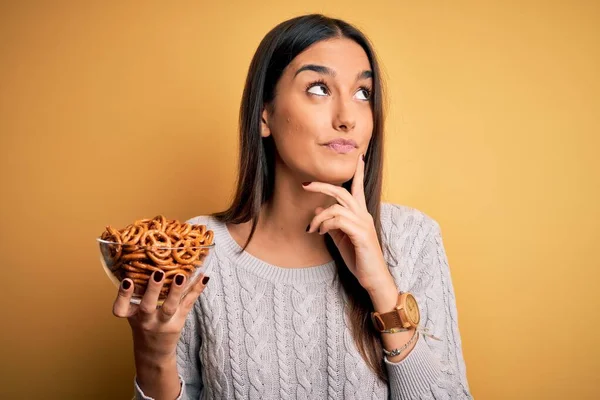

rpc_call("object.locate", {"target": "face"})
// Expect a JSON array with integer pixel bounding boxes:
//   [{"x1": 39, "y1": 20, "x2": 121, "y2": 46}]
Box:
[{"x1": 261, "y1": 38, "x2": 374, "y2": 185}]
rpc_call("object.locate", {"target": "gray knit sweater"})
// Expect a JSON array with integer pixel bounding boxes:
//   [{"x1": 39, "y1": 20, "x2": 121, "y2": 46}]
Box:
[{"x1": 134, "y1": 203, "x2": 473, "y2": 399}]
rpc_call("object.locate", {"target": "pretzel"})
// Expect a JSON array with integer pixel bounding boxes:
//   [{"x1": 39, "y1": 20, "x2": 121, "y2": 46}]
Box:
[
  {"x1": 121, "y1": 223, "x2": 147, "y2": 250},
  {"x1": 99, "y1": 215, "x2": 214, "y2": 300},
  {"x1": 172, "y1": 239, "x2": 201, "y2": 264}
]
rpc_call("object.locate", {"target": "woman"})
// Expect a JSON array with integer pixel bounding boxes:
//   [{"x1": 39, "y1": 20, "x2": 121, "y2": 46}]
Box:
[{"x1": 113, "y1": 14, "x2": 473, "y2": 400}]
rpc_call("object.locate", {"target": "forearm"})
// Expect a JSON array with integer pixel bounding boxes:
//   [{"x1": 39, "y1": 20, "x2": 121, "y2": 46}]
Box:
[
  {"x1": 367, "y1": 273, "x2": 417, "y2": 363},
  {"x1": 134, "y1": 351, "x2": 181, "y2": 400}
]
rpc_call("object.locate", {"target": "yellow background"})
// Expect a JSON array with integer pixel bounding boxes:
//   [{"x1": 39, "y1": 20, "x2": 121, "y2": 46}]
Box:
[{"x1": 1, "y1": 1, "x2": 598, "y2": 399}]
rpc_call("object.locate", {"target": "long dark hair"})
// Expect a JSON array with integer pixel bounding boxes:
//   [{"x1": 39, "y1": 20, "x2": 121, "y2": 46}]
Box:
[{"x1": 213, "y1": 14, "x2": 387, "y2": 382}]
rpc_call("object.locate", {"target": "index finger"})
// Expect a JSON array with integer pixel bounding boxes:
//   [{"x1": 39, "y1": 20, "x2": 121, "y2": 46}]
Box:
[
  {"x1": 181, "y1": 274, "x2": 210, "y2": 311},
  {"x1": 302, "y1": 182, "x2": 358, "y2": 213},
  {"x1": 351, "y1": 153, "x2": 367, "y2": 209}
]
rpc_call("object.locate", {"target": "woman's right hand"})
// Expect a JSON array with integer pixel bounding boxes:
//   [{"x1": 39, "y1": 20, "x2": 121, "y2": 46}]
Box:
[
  {"x1": 113, "y1": 270, "x2": 210, "y2": 360},
  {"x1": 112, "y1": 271, "x2": 209, "y2": 398}
]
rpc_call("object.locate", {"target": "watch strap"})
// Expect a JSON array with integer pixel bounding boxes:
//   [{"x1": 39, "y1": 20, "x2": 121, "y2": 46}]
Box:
[
  {"x1": 371, "y1": 292, "x2": 407, "y2": 332},
  {"x1": 377, "y1": 309, "x2": 404, "y2": 330}
]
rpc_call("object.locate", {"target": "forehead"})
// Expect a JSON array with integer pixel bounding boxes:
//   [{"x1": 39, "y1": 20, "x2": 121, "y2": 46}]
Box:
[{"x1": 287, "y1": 38, "x2": 372, "y2": 76}]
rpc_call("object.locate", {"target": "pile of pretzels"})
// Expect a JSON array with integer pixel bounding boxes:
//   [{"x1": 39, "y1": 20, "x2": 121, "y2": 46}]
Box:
[{"x1": 99, "y1": 215, "x2": 214, "y2": 298}]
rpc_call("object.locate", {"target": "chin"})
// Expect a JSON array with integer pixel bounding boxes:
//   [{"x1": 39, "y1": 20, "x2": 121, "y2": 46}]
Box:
[{"x1": 313, "y1": 166, "x2": 355, "y2": 186}]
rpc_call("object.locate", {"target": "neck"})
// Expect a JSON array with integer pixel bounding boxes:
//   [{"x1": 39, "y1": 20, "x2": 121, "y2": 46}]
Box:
[
  {"x1": 225, "y1": 161, "x2": 343, "y2": 267},
  {"x1": 259, "y1": 173, "x2": 337, "y2": 242}
]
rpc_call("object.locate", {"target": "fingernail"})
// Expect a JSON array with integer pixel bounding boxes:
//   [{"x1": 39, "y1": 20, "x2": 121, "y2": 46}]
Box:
[
  {"x1": 306, "y1": 224, "x2": 310, "y2": 232},
  {"x1": 302, "y1": 182, "x2": 311, "y2": 186},
  {"x1": 121, "y1": 280, "x2": 131, "y2": 290},
  {"x1": 154, "y1": 271, "x2": 164, "y2": 282},
  {"x1": 202, "y1": 276, "x2": 210, "y2": 285},
  {"x1": 175, "y1": 274, "x2": 184, "y2": 286},
  {"x1": 361, "y1": 154, "x2": 365, "y2": 161}
]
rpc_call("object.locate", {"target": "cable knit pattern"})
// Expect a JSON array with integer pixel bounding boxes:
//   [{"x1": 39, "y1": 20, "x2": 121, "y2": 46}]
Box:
[
  {"x1": 197, "y1": 259, "x2": 228, "y2": 398},
  {"x1": 325, "y1": 281, "x2": 342, "y2": 400},
  {"x1": 133, "y1": 203, "x2": 473, "y2": 400},
  {"x1": 291, "y1": 284, "x2": 323, "y2": 399},
  {"x1": 342, "y1": 304, "x2": 372, "y2": 400},
  {"x1": 273, "y1": 284, "x2": 293, "y2": 399},
  {"x1": 176, "y1": 307, "x2": 203, "y2": 399},
  {"x1": 239, "y1": 272, "x2": 272, "y2": 399},
  {"x1": 219, "y1": 249, "x2": 247, "y2": 399}
]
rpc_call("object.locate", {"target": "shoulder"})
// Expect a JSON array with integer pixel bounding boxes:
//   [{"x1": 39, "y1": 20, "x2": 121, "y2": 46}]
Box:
[
  {"x1": 379, "y1": 202, "x2": 441, "y2": 233},
  {"x1": 379, "y1": 202, "x2": 440, "y2": 231},
  {"x1": 185, "y1": 214, "x2": 214, "y2": 227},
  {"x1": 379, "y1": 202, "x2": 442, "y2": 271}
]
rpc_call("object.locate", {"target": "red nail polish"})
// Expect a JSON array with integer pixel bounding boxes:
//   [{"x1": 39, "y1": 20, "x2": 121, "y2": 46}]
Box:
[
  {"x1": 202, "y1": 276, "x2": 210, "y2": 285},
  {"x1": 121, "y1": 280, "x2": 131, "y2": 290},
  {"x1": 302, "y1": 182, "x2": 311, "y2": 186},
  {"x1": 361, "y1": 154, "x2": 365, "y2": 161},
  {"x1": 154, "y1": 271, "x2": 164, "y2": 282},
  {"x1": 306, "y1": 224, "x2": 310, "y2": 232},
  {"x1": 175, "y1": 274, "x2": 184, "y2": 286}
]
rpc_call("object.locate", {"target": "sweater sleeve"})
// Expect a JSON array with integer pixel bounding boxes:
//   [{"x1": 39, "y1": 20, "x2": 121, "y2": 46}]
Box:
[
  {"x1": 132, "y1": 304, "x2": 204, "y2": 400},
  {"x1": 384, "y1": 212, "x2": 473, "y2": 399}
]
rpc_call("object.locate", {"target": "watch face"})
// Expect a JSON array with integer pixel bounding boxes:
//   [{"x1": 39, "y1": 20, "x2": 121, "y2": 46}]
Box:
[{"x1": 405, "y1": 294, "x2": 420, "y2": 324}]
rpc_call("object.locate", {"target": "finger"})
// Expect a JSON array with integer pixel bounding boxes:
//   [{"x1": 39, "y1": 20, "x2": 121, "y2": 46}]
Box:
[
  {"x1": 181, "y1": 274, "x2": 210, "y2": 311},
  {"x1": 158, "y1": 273, "x2": 186, "y2": 321},
  {"x1": 351, "y1": 153, "x2": 367, "y2": 209},
  {"x1": 319, "y1": 215, "x2": 361, "y2": 237},
  {"x1": 307, "y1": 204, "x2": 359, "y2": 234},
  {"x1": 139, "y1": 271, "x2": 165, "y2": 315},
  {"x1": 113, "y1": 279, "x2": 135, "y2": 318},
  {"x1": 302, "y1": 182, "x2": 359, "y2": 213}
]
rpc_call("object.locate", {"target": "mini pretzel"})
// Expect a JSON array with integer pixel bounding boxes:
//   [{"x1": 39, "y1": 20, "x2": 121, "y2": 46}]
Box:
[
  {"x1": 121, "y1": 252, "x2": 148, "y2": 262},
  {"x1": 99, "y1": 215, "x2": 214, "y2": 300},
  {"x1": 121, "y1": 223, "x2": 147, "y2": 247},
  {"x1": 201, "y1": 231, "x2": 214, "y2": 245},
  {"x1": 172, "y1": 239, "x2": 201, "y2": 264},
  {"x1": 124, "y1": 272, "x2": 152, "y2": 280},
  {"x1": 102, "y1": 226, "x2": 123, "y2": 263},
  {"x1": 141, "y1": 230, "x2": 171, "y2": 249},
  {"x1": 141, "y1": 230, "x2": 172, "y2": 263},
  {"x1": 149, "y1": 215, "x2": 167, "y2": 231},
  {"x1": 130, "y1": 261, "x2": 162, "y2": 273}
]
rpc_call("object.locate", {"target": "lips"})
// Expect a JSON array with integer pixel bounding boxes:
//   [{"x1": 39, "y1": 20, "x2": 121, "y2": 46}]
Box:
[
  {"x1": 326, "y1": 143, "x2": 356, "y2": 154},
  {"x1": 324, "y1": 138, "x2": 358, "y2": 148},
  {"x1": 323, "y1": 138, "x2": 358, "y2": 154}
]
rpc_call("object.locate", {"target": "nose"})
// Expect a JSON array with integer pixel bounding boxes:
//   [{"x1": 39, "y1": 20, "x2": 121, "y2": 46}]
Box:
[{"x1": 333, "y1": 97, "x2": 356, "y2": 132}]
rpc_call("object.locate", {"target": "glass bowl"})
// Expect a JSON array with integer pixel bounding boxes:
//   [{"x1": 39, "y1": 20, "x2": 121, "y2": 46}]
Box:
[{"x1": 97, "y1": 237, "x2": 215, "y2": 306}]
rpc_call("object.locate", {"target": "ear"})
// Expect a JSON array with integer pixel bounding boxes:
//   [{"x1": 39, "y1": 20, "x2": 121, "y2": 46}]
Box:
[{"x1": 261, "y1": 107, "x2": 271, "y2": 138}]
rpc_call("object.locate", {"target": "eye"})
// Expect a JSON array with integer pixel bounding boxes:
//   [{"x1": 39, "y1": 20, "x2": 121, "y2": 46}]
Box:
[
  {"x1": 355, "y1": 87, "x2": 371, "y2": 101},
  {"x1": 307, "y1": 82, "x2": 329, "y2": 97}
]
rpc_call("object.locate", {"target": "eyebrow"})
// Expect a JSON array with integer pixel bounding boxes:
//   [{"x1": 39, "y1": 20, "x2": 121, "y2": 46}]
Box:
[
  {"x1": 293, "y1": 64, "x2": 373, "y2": 81},
  {"x1": 357, "y1": 70, "x2": 373, "y2": 80}
]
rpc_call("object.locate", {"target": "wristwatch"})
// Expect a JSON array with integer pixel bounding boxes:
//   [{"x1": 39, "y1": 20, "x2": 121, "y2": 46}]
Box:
[{"x1": 371, "y1": 291, "x2": 420, "y2": 333}]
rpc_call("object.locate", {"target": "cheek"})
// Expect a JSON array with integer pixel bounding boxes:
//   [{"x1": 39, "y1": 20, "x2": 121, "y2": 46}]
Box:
[
  {"x1": 286, "y1": 105, "x2": 329, "y2": 136},
  {"x1": 272, "y1": 121, "x2": 315, "y2": 169},
  {"x1": 362, "y1": 107, "x2": 374, "y2": 134},
  {"x1": 270, "y1": 118, "x2": 323, "y2": 177},
  {"x1": 271, "y1": 105, "x2": 325, "y2": 149}
]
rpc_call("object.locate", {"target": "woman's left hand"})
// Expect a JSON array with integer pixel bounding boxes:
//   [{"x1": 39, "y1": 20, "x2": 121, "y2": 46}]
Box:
[{"x1": 303, "y1": 154, "x2": 393, "y2": 293}]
